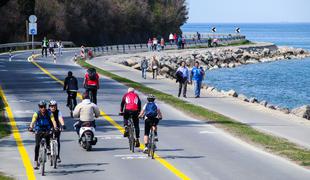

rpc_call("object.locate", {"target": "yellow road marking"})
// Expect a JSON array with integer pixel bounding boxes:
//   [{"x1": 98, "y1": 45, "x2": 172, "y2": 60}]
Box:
[
  {"x1": 0, "y1": 86, "x2": 36, "y2": 180},
  {"x1": 30, "y1": 55, "x2": 191, "y2": 180}
]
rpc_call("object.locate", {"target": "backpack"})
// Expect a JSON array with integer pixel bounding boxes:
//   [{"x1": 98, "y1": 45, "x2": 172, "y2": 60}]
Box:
[
  {"x1": 87, "y1": 68, "x2": 97, "y2": 81},
  {"x1": 35, "y1": 111, "x2": 52, "y2": 131},
  {"x1": 145, "y1": 102, "x2": 158, "y2": 118}
]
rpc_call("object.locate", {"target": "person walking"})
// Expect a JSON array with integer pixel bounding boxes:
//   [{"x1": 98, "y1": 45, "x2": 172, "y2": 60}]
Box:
[
  {"x1": 147, "y1": 38, "x2": 152, "y2": 51},
  {"x1": 57, "y1": 40, "x2": 63, "y2": 56},
  {"x1": 151, "y1": 56, "x2": 159, "y2": 79},
  {"x1": 169, "y1": 33, "x2": 174, "y2": 44},
  {"x1": 152, "y1": 37, "x2": 158, "y2": 51},
  {"x1": 160, "y1": 38, "x2": 165, "y2": 51},
  {"x1": 41, "y1": 37, "x2": 48, "y2": 57},
  {"x1": 176, "y1": 61, "x2": 190, "y2": 98},
  {"x1": 191, "y1": 61, "x2": 205, "y2": 98},
  {"x1": 141, "y1": 58, "x2": 148, "y2": 79}
]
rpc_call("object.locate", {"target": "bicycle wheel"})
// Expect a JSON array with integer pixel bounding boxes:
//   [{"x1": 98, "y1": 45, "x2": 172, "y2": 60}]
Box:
[
  {"x1": 150, "y1": 130, "x2": 155, "y2": 159},
  {"x1": 147, "y1": 133, "x2": 152, "y2": 157},
  {"x1": 129, "y1": 126, "x2": 134, "y2": 152},
  {"x1": 41, "y1": 148, "x2": 46, "y2": 176}
]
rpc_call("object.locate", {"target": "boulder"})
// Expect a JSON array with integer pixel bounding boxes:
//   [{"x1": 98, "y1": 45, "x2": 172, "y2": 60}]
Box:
[
  {"x1": 249, "y1": 97, "x2": 258, "y2": 103},
  {"x1": 259, "y1": 100, "x2": 268, "y2": 107},
  {"x1": 127, "y1": 59, "x2": 138, "y2": 66},
  {"x1": 228, "y1": 63, "x2": 235, "y2": 68},
  {"x1": 238, "y1": 94, "x2": 249, "y2": 102},
  {"x1": 121, "y1": 61, "x2": 129, "y2": 66},
  {"x1": 227, "y1": 89, "x2": 238, "y2": 97},
  {"x1": 132, "y1": 64, "x2": 141, "y2": 70},
  {"x1": 267, "y1": 104, "x2": 276, "y2": 110},
  {"x1": 276, "y1": 107, "x2": 290, "y2": 114},
  {"x1": 160, "y1": 67, "x2": 170, "y2": 74},
  {"x1": 206, "y1": 87, "x2": 215, "y2": 92},
  {"x1": 291, "y1": 105, "x2": 310, "y2": 119}
]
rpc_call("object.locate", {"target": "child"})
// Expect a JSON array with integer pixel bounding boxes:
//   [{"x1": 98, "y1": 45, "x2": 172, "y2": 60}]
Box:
[{"x1": 138, "y1": 94, "x2": 163, "y2": 153}]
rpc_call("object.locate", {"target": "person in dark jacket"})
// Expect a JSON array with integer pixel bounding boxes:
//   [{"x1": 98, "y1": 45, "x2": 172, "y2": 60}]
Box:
[
  {"x1": 141, "y1": 58, "x2": 148, "y2": 79},
  {"x1": 64, "y1": 71, "x2": 78, "y2": 107}
]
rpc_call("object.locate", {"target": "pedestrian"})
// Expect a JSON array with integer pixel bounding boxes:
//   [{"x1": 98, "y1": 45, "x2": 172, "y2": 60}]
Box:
[
  {"x1": 181, "y1": 36, "x2": 186, "y2": 49},
  {"x1": 197, "y1": 32, "x2": 201, "y2": 41},
  {"x1": 160, "y1": 38, "x2": 165, "y2": 51},
  {"x1": 177, "y1": 35, "x2": 182, "y2": 49},
  {"x1": 147, "y1": 38, "x2": 152, "y2": 51},
  {"x1": 169, "y1": 33, "x2": 174, "y2": 44},
  {"x1": 151, "y1": 56, "x2": 159, "y2": 79},
  {"x1": 80, "y1": 46, "x2": 85, "y2": 58},
  {"x1": 41, "y1": 37, "x2": 48, "y2": 57},
  {"x1": 57, "y1": 40, "x2": 63, "y2": 56},
  {"x1": 191, "y1": 61, "x2": 204, "y2": 98},
  {"x1": 175, "y1": 61, "x2": 189, "y2": 98},
  {"x1": 49, "y1": 39, "x2": 55, "y2": 56},
  {"x1": 141, "y1": 58, "x2": 148, "y2": 79},
  {"x1": 152, "y1": 37, "x2": 158, "y2": 51},
  {"x1": 173, "y1": 33, "x2": 177, "y2": 44}
]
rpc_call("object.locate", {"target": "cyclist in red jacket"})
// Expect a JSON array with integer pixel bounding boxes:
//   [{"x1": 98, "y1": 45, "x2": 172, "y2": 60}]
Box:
[
  {"x1": 83, "y1": 68, "x2": 99, "y2": 104},
  {"x1": 120, "y1": 87, "x2": 141, "y2": 147}
]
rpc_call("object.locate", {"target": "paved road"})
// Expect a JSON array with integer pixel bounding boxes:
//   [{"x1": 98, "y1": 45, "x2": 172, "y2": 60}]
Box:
[
  {"x1": 0, "y1": 50, "x2": 309, "y2": 180},
  {"x1": 88, "y1": 57, "x2": 310, "y2": 149}
]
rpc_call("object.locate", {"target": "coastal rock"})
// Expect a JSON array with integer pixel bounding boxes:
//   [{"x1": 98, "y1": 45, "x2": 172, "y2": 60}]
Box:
[
  {"x1": 259, "y1": 100, "x2": 268, "y2": 107},
  {"x1": 291, "y1": 105, "x2": 310, "y2": 119},
  {"x1": 267, "y1": 104, "x2": 276, "y2": 110},
  {"x1": 132, "y1": 64, "x2": 141, "y2": 70},
  {"x1": 160, "y1": 67, "x2": 170, "y2": 74},
  {"x1": 126, "y1": 59, "x2": 138, "y2": 66},
  {"x1": 227, "y1": 90, "x2": 238, "y2": 97},
  {"x1": 277, "y1": 107, "x2": 290, "y2": 114},
  {"x1": 238, "y1": 94, "x2": 249, "y2": 102},
  {"x1": 249, "y1": 97, "x2": 258, "y2": 103},
  {"x1": 121, "y1": 60, "x2": 129, "y2": 66},
  {"x1": 206, "y1": 86, "x2": 215, "y2": 92},
  {"x1": 228, "y1": 63, "x2": 235, "y2": 68}
]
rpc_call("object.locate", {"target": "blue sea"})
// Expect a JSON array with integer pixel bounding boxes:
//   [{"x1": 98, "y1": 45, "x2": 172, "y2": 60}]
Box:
[{"x1": 181, "y1": 23, "x2": 310, "y2": 109}]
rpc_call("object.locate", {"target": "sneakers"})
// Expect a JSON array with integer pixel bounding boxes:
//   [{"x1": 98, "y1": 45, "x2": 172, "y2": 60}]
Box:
[
  {"x1": 154, "y1": 136, "x2": 159, "y2": 142},
  {"x1": 57, "y1": 156, "x2": 61, "y2": 163},
  {"x1": 123, "y1": 126, "x2": 129, "y2": 137},
  {"x1": 143, "y1": 147, "x2": 149, "y2": 154},
  {"x1": 135, "y1": 139, "x2": 140, "y2": 147},
  {"x1": 34, "y1": 161, "x2": 39, "y2": 170}
]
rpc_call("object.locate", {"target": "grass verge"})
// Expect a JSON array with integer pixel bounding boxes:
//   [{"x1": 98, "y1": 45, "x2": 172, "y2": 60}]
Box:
[
  {"x1": 0, "y1": 172, "x2": 14, "y2": 180},
  {"x1": 77, "y1": 59, "x2": 310, "y2": 167},
  {"x1": 0, "y1": 96, "x2": 10, "y2": 138}
]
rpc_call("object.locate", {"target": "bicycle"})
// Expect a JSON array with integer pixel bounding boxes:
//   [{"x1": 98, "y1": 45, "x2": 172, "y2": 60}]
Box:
[
  {"x1": 147, "y1": 124, "x2": 156, "y2": 159},
  {"x1": 68, "y1": 90, "x2": 77, "y2": 118},
  {"x1": 49, "y1": 131, "x2": 58, "y2": 169},
  {"x1": 119, "y1": 112, "x2": 135, "y2": 153},
  {"x1": 36, "y1": 131, "x2": 52, "y2": 176}
]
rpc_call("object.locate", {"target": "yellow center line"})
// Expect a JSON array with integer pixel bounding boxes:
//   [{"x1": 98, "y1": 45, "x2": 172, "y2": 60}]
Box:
[
  {"x1": 0, "y1": 86, "x2": 36, "y2": 180},
  {"x1": 30, "y1": 54, "x2": 191, "y2": 180}
]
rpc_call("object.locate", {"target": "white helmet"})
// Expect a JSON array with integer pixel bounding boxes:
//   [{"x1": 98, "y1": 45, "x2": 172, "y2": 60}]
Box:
[{"x1": 49, "y1": 100, "x2": 57, "y2": 106}]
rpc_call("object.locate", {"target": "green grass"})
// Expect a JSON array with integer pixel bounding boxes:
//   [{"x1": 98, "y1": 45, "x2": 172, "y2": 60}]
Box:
[
  {"x1": 0, "y1": 97, "x2": 10, "y2": 138},
  {"x1": 0, "y1": 172, "x2": 14, "y2": 180},
  {"x1": 77, "y1": 59, "x2": 310, "y2": 167}
]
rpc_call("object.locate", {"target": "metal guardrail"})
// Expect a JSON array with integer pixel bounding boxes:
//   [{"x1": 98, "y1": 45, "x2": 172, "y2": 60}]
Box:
[
  {"x1": 0, "y1": 41, "x2": 75, "y2": 52},
  {"x1": 88, "y1": 34, "x2": 246, "y2": 56}
]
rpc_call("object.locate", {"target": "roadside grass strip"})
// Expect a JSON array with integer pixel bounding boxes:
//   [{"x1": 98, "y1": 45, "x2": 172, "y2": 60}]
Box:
[
  {"x1": 0, "y1": 95, "x2": 10, "y2": 138},
  {"x1": 0, "y1": 172, "x2": 14, "y2": 180},
  {"x1": 77, "y1": 59, "x2": 310, "y2": 168},
  {"x1": 0, "y1": 86, "x2": 36, "y2": 179},
  {"x1": 30, "y1": 56, "x2": 191, "y2": 180}
]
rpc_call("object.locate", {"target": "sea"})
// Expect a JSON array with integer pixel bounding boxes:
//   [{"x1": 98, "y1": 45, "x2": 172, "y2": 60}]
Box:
[{"x1": 181, "y1": 23, "x2": 310, "y2": 109}]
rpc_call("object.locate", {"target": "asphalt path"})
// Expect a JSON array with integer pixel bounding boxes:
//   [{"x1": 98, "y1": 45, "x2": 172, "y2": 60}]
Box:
[{"x1": 0, "y1": 50, "x2": 309, "y2": 180}]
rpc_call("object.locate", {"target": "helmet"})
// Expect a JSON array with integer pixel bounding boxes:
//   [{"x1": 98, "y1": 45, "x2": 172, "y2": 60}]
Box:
[
  {"x1": 49, "y1": 100, "x2": 57, "y2": 106},
  {"x1": 68, "y1": 71, "x2": 73, "y2": 76},
  {"x1": 38, "y1": 100, "x2": 47, "y2": 107},
  {"x1": 147, "y1": 94, "x2": 156, "y2": 102}
]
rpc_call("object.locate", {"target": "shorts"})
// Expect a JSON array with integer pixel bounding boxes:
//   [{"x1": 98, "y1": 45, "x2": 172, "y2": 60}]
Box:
[{"x1": 144, "y1": 117, "x2": 159, "y2": 136}]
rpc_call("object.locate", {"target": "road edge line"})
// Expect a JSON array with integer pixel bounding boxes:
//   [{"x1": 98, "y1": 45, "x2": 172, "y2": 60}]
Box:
[{"x1": 0, "y1": 85, "x2": 36, "y2": 180}]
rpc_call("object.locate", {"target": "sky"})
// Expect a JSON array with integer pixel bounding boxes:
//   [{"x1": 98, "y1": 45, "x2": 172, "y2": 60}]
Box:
[{"x1": 187, "y1": 0, "x2": 310, "y2": 23}]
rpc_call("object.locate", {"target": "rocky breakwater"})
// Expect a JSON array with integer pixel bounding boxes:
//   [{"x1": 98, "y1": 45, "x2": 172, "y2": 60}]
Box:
[{"x1": 118, "y1": 43, "x2": 310, "y2": 120}]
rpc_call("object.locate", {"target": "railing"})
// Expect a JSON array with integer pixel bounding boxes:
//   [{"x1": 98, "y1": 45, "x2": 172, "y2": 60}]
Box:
[
  {"x1": 0, "y1": 41, "x2": 75, "y2": 53},
  {"x1": 88, "y1": 34, "x2": 246, "y2": 56}
]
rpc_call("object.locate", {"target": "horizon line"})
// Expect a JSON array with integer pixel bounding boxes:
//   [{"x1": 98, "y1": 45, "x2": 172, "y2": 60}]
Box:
[{"x1": 185, "y1": 22, "x2": 310, "y2": 24}]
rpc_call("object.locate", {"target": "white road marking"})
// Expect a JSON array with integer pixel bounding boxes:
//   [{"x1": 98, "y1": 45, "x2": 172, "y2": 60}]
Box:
[
  {"x1": 0, "y1": 70, "x2": 8, "y2": 71},
  {"x1": 114, "y1": 154, "x2": 147, "y2": 160},
  {"x1": 96, "y1": 135, "x2": 124, "y2": 140},
  {"x1": 199, "y1": 131, "x2": 217, "y2": 134},
  {"x1": 15, "y1": 110, "x2": 34, "y2": 114}
]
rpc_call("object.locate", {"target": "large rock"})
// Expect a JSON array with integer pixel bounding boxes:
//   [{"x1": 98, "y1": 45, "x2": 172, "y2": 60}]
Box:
[
  {"x1": 132, "y1": 64, "x2": 141, "y2": 70},
  {"x1": 127, "y1": 59, "x2": 138, "y2": 66},
  {"x1": 267, "y1": 104, "x2": 276, "y2": 110},
  {"x1": 260, "y1": 100, "x2": 268, "y2": 107},
  {"x1": 249, "y1": 97, "x2": 258, "y2": 103},
  {"x1": 227, "y1": 90, "x2": 238, "y2": 97},
  {"x1": 238, "y1": 94, "x2": 249, "y2": 102},
  {"x1": 291, "y1": 105, "x2": 310, "y2": 119},
  {"x1": 206, "y1": 86, "x2": 215, "y2": 92},
  {"x1": 160, "y1": 67, "x2": 170, "y2": 74}
]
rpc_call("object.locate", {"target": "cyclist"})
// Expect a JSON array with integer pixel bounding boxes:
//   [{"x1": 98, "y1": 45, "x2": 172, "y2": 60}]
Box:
[
  {"x1": 48, "y1": 100, "x2": 66, "y2": 163},
  {"x1": 83, "y1": 68, "x2": 99, "y2": 104},
  {"x1": 64, "y1": 71, "x2": 78, "y2": 108},
  {"x1": 120, "y1": 87, "x2": 141, "y2": 147},
  {"x1": 29, "y1": 100, "x2": 57, "y2": 169},
  {"x1": 138, "y1": 94, "x2": 162, "y2": 153},
  {"x1": 73, "y1": 92, "x2": 100, "y2": 135}
]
